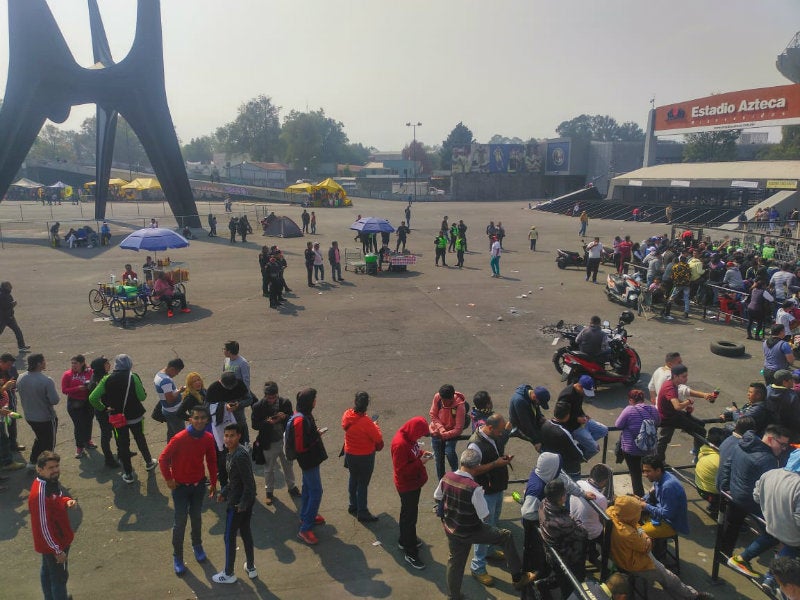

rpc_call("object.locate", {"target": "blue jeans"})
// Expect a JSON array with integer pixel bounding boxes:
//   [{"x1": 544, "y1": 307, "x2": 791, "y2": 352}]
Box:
[
  {"x1": 471, "y1": 491, "x2": 504, "y2": 574},
  {"x1": 572, "y1": 419, "x2": 608, "y2": 460},
  {"x1": 432, "y1": 437, "x2": 458, "y2": 481},
  {"x1": 346, "y1": 453, "x2": 375, "y2": 514},
  {"x1": 172, "y1": 482, "x2": 205, "y2": 558},
  {"x1": 299, "y1": 465, "x2": 323, "y2": 532},
  {"x1": 579, "y1": 223, "x2": 587, "y2": 236},
  {"x1": 741, "y1": 529, "x2": 780, "y2": 562},
  {"x1": 669, "y1": 285, "x2": 690, "y2": 314},
  {"x1": 41, "y1": 548, "x2": 69, "y2": 600},
  {"x1": 490, "y1": 256, "x2": 500, "y2": 276}
]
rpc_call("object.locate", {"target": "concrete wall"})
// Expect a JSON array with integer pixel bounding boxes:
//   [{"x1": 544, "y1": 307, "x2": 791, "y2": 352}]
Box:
[{"x1": 451, "y1": 172, "x2": 543, "y2": 201}]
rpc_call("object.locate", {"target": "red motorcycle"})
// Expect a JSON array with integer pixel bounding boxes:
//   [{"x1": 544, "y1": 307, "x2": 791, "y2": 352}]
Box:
[{"x1": 548, "y1": 311, "x2": 641, "y2": 388}]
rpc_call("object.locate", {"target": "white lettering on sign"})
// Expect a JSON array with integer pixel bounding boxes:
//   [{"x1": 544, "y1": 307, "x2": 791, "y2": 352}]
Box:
[
  {"x1": 738, "y1": 98, "x2": 786, "y2": 112},
  {"x1": 691, "y1": 97, "x2": 786, "y2": 118},
  {"x1": 691, "y1": 103, "x2": 736, "y2": 118}
]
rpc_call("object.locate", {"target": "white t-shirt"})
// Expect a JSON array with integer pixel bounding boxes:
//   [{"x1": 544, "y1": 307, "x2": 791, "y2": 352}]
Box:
[
  {"x1": 490, "y1": 241, "x2": 502, "y2": 257},
  {"x1": 648, "y1": 365, "x2": 690, "y2": 400},
  {"x1": 569, "y1": 480, "x2": 607, "y2": 539},
  {"x1": 586, "y1": 241, "x2": 603, "y2": 259}
]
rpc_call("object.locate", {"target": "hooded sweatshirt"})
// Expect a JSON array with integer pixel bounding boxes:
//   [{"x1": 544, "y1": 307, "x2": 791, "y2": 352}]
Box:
[
  {"x1": 694, "y1": 444, "x2": 720, "y2": 493},
  {"x1": 722, "y1": 430, "x2": 781, "y2": 514},
  {"x1": 391, "y1": 416, "x2": 430, "y2": 493},
  {"x1": 607, "y1": 495, "x2": 655, "y2": 573},
  {"x1": 428, "y1": 392, "x2": 466, "y2": 440},
  {"x1": 753, "y1": 449, "x2": 800, "y2": 547},
  {"x1": 521, "y1": 452, "x2": 584, "y2": 521},
  {"x1": 342, "y1": 408, "x2": 384, "y2": 456}
]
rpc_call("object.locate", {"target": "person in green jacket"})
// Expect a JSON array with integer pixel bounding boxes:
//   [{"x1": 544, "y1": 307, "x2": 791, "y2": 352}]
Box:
[
  {"x1": 455, "y1": 234, "x2": 466, "y2": 268},
  {"x1": 435, "y1": 231, "x2": 448, "y2": 267}
]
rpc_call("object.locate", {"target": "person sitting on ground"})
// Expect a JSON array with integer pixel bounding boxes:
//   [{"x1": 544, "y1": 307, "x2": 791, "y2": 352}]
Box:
[
  {"x1": 694, "y1": 427, "x2": 729, "y2": 520},
  {"x1": 607, "y1": 495, "x2": 713, "y2": 600},
  {"x1": 181, "y1": 225, "x2": 194, "y2": 240},
  {"x1": 153, "y1": 271, "x2": 190, "y2": 318},
  {"x1": 121, "y1": 264, "x2": 138, "y2": 284}
]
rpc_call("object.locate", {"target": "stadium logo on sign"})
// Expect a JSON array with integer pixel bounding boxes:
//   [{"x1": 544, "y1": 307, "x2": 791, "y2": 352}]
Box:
[{"x1": 552, "y1": 148, "x2": 565, "y2": 167}]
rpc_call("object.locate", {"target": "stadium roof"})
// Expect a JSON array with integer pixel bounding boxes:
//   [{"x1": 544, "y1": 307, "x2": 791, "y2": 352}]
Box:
[{"x1": 615, "y1": 161, "x2": 800, "y2": 183}]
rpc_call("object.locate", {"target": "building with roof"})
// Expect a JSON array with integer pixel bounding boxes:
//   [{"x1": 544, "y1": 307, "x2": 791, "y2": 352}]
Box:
[{"x1": 227, "y1": 161, "x2": 290, "y2": 188}]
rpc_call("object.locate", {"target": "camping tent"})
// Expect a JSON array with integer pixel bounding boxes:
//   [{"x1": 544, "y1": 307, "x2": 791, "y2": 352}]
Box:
[{"x1": 262, "y1": 215, "x2": 302, "y2": 238}]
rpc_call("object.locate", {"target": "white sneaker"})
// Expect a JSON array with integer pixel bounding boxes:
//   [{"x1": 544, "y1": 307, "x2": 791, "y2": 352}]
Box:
[
  {"x1": 121, "y1": 472, "x2": 135, "y2": 484},
  {"x1": 145, "y1": 459, "x2": 158, "y2": 471},
  {"x1": 212, "y1": 571, "x2": 237, "y2": 584},
  {"x1": 244, "y1": 563, "x2": 257, "y2": 579}
]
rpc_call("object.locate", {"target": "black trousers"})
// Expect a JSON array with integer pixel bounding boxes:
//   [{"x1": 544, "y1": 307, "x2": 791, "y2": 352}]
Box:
[
  {"x1": 94, "y1": 409, "x2": 117, "y2": 463},
  {"x1": 586, "y1": 257, "x2": 601, "y2": 282},
  {"x1": 223, "y1": 505, "x2": 254, "y2": 575},
  {"x1": 27, "y1": 419, "x2": 57, "y2": 465},
  {"x1": 305, "y1": 263, "x2": 314, "y2": 286},
  {"x1": 0, "y1": 315, "x2": 25, "y2": 347},
  {"x1": 396, "y1": 238, "x2": 406, "y2": 252},
  {"x1": 623, "y1": 453, "x2": 645, "y2": 497},
  {"x1": 656, "y1": 413, "x2": 706, "y2": 462},
  {"x1": 398, "y1": 488, "x2": 421, "y2": 557},
  {"x1": 268, "y1": 279, "x2": 282, "y2": 308},
  {"x1": 115, "y1": 420, "x2": 153, "y2": 475},
  {"x1": 66, "y1": 399, "x2": 94, "y2": 449}
]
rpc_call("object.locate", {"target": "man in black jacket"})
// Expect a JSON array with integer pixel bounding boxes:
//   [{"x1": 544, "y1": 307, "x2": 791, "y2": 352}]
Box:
[
  {"x1": 540, "y1": 401, "x2": 584, "y2": 479},
  {"x1": 250, "y1": 381, "x2": 298, "y2": 504},
  {"x1": 291, "y1": 387, "x2": 328, "y2": 545},
  {"x1": 0, "y1": 282, "x2": 29, "y2": 352}
]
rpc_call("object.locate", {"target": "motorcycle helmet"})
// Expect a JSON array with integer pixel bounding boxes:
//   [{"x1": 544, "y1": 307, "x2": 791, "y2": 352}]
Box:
[{"x1": 619, "y1": 310, "x2": 635, "y2": 325}]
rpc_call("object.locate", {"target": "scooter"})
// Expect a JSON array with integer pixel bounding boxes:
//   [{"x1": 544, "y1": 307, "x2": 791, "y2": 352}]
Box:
[
  {"x1": 555, "y1": 247, "x2": 585, "y2": 270},
  {"x1": 549, "y1": 311, "x2": 641, "y2": 387},
  {"x1": 605, "y1": 272, "x2": 641, "y2": 308}
]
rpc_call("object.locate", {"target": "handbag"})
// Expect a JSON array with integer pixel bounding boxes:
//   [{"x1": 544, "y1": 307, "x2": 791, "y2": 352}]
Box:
[
  {"x1": 151, "y1": 402, "x2": 166, "y2": 423},
  {"x1": 109, "y1": 373, "x2": 132, "y2": 429}
]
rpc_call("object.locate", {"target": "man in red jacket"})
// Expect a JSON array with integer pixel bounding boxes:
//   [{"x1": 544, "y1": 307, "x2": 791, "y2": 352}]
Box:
[
  {"x1": 159, "y1": 404, "x2": 218, "y2": 576},
  {"x1": 392, "y1": 416, "x2": 433, "y2": 570},
  {"x1": 29, "y1": 451, "x2": 76, "y2": 600}
]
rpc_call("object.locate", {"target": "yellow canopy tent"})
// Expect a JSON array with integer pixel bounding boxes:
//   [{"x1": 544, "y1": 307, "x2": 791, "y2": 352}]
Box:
[
  {"x1": 315, "y1": 178, "x2": 347, "y2": 195},
  {"x1": 121, "y1": 177, "x2": 161, "y2": 191},
  {"x1": 84, "y1": 178, "x2": 129, "y2": 189},
  {"x1": 284, "y1": 182, "x2": 317, "y2": 194}
]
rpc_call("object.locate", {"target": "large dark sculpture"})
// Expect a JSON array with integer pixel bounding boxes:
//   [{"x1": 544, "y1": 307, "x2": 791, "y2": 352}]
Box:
[{"x1": 0, "y1": 0, "x2": 199, "y2": 226}]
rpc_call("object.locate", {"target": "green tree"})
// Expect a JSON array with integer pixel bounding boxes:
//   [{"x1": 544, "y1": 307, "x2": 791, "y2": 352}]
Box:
[
  {"x1": 757, "y1": 125, "x2": 800, "y2": 159},
  {"x1": 402, "y1": 140, "x2": 432, "y2": 175},
  {"x1": 182, "y1": 135, "x2": 215, "y2": 162},
  {"x1": 439, "y1": 122, "x2": 474, "y2": 170},
  {"x1": 555, "y1": 114, "x2": 644, "y2": 142},
  {"x1": 28, "y1": 124, "x2": 76, "y2": 161},
  {"x1": 488, "y1": 134, "x2": 525, "y2": 144},
  {"x1": 683, "y1": 130, "x2": 741, "y2": 162},
  {"x1": 280, "y1": 109, "x2": 351, "y2": 169},
  {"x1": 216, "y1": 94, "x2": 281, "y2": 162},
  {"x1": 339, "y1": 142, "x2": 370, "y2": 166}
]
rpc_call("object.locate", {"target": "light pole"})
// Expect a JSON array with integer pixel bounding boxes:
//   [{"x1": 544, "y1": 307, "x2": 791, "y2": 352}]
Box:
[{"x1": 406, "y1": 121, "x2": 421, "y2": 202}]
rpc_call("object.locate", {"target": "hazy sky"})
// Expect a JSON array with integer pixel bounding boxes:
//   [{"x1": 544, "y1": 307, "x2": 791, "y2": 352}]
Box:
[{"x1": 0, "y1": 0, "x2": 796, "y2": 151}]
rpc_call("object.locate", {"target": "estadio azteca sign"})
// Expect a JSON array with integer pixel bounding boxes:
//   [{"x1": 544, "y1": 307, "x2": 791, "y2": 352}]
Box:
[{"x1": 654, "y1": 84, "x2": 800, "y2": 135}]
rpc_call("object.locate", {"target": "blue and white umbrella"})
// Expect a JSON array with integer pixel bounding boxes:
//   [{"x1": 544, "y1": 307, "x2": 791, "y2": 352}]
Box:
[
  {"x1": 349, "y1": 217, "x2": 395, "y2": 233},
  {"x1": 119, "y1": 228, "x2": 189, "y2": 252}
]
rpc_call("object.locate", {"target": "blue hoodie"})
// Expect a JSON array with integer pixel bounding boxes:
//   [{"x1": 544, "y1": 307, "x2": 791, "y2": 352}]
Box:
[{"x1": 722, "y1": 430, "x2": 781, "y2": 514}]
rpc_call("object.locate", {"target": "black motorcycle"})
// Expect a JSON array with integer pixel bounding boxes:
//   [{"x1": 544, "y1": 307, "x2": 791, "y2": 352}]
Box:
[{"x1": 555, "y1": 247, "x2": 585, "y2": 270}]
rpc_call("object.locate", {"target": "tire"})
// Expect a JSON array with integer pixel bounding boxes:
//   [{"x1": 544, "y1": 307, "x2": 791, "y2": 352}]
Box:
[
  {"x1": 89, "y1": 289, "x2": 106, "y2": 313},
  {"x1": 132, "y1": 296, "x2": 148, "y2": 317},
  {"x1": 552, "y1": 347, "x2": 568, "y2": 374},
  {"x1": 108, "y1": 298, "x2": 125, "y2": 323},
  {"x1": 557, "y1": 258, "x2": 567, "y2": 270},
  {"x1": 710, "y1": 340, "x2": 746, "y2": 358},
  {"x1": 626, "y1": 350, "x2": 642, "y2": 385}
]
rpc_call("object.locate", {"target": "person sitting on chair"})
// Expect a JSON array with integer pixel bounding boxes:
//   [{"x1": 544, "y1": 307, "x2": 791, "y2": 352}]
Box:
[
  {"x1": 153, "y1": 272, "x2": 190, "y2": 318},
  {"x1": 575, "y1": 316, "x2": 611, "y2": 365}
]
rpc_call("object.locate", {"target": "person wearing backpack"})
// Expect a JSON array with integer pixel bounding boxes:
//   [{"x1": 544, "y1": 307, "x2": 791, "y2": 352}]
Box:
[
  {"x1": 428, "y1": 384, "x2": 466, "y2": 481},
  {"x1": 286, "y1": 388, "x2": 327, "y2": 545},
  {"x1": 615, "y1": 389, "x2": 660, "y2": 497}
]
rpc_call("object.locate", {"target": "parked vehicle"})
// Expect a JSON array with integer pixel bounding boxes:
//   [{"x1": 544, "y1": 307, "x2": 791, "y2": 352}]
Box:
[
  {"x1": 605, "y1": 272, "x2": 641, "y2": 307},
  {"x1": 555, "y1": 247, "x2": 585, "y2": 270},
  {"x1": 548, "y1": 311, "x2": 641, "y2": 387}
]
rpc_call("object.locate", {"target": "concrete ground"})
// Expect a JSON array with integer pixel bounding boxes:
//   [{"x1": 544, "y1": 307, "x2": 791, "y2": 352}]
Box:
[{"x1": 0, "y1": 197, "x2": 763, "y2": 599}]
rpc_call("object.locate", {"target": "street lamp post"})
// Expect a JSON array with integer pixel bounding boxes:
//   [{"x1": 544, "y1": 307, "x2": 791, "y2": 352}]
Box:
[{"x1": 406, "y1": 121, "x2": 421, "y2": 203}]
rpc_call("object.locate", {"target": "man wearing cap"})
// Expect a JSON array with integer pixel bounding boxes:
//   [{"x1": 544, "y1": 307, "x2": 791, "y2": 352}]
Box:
[
  {"x1": 508, "y1": 384, "x2": 549, "y2": 452},
  {"x1": 722, "y1": 260, "x2": 745, "y2": 292},
  {"x1": 557, "y1": 376, "x2": 608, "y2": 460}
]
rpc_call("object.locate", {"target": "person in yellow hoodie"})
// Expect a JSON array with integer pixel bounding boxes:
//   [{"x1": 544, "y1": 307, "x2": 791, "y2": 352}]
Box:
[
  {"x1": 694, "y1": 427, "x2": 728, "y2": 520},
  {"x1": 606, "y1": 495, "x2": 713, "y2": 599}
]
